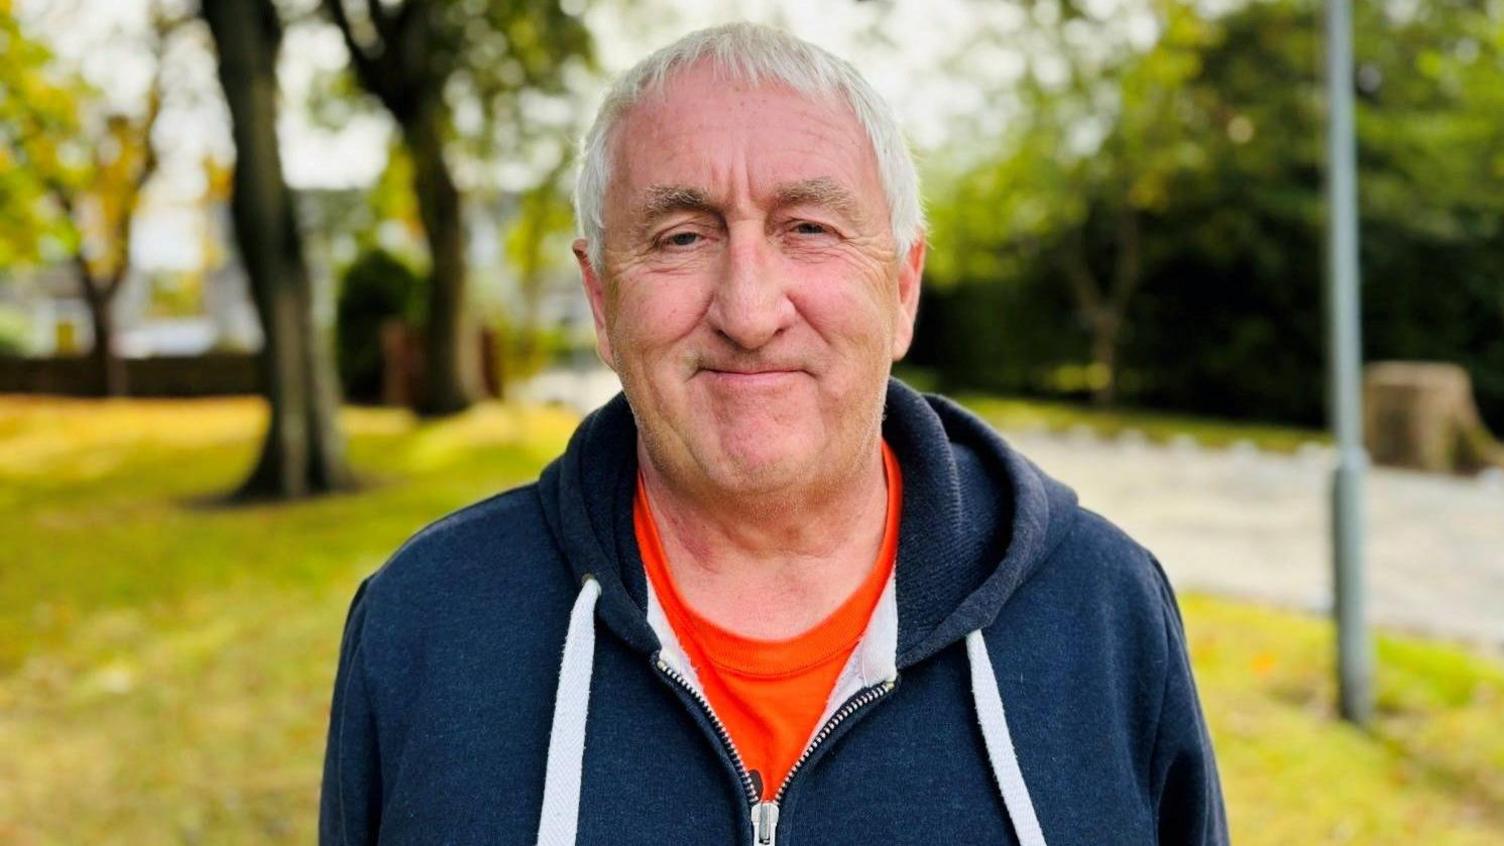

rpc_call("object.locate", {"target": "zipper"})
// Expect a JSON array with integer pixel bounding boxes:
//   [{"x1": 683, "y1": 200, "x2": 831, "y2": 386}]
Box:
[
  {"x1": 751, "y1": 680, "x2": 897, "y2": 846},
  {"x1": 656, "y1": 652, "x2": 898, "y2": 846},
  {"x1": 772, "y1": 678, "x2": 897, "y2": 806},
  {"x1": 655, "y1": 655, "x2": 760, "y2": 804},
  {"x1": 752, "y1": 799, "x2": 779, "y2": 846}
]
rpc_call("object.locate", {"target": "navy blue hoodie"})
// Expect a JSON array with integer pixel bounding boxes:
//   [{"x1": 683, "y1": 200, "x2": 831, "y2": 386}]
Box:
[{"x1": 320, "y1": 379, "x2": 1228, "y2": 844}]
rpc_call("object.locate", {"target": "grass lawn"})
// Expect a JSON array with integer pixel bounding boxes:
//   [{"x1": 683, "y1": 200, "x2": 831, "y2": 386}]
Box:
[
  {"x1": 1, "y1": 395, "x2": 1500, "y2": 844},
  {"x1": 959, "y1": 393, "x2": 1326, "y2": 454}
]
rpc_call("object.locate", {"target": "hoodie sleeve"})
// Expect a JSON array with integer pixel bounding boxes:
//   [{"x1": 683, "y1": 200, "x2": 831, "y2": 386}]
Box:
[
  {"x1": 320, "y1": 578, "x2": 383, "y2": 845},
  {"x1": 1148, "y1": 558, "x2": 1230, "y2": 846}
]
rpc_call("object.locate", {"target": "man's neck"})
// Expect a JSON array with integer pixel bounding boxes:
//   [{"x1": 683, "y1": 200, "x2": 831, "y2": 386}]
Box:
[{"x1": 638, "y1": 439, "x2": 890, "y2": 641}]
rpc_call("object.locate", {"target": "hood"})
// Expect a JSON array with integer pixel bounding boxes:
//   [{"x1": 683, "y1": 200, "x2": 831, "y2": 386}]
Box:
[{"x1": 535, "y1": 377, "x2": 1081, "y2": 668}]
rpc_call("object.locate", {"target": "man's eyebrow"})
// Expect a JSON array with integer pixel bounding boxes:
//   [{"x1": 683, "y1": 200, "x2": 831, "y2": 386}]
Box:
[
  {"x1": 633, "y1": 185, "x2": 717, "y2": 235},
  {"x1": 771, "y1": 177, "x2": 862, "y2": 222}
]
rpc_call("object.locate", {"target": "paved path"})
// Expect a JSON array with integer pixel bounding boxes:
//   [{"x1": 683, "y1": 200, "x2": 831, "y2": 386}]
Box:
[
  {"x1": 1006, "y1": 428, "x2": 1504, "y2": 649},
  {"x1": 518, "y1": 368, "x2": 1504, "y2": 648}
]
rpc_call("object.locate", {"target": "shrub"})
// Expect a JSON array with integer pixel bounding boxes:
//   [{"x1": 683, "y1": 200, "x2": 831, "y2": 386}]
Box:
[{"x1": 335, "y1": 249, "x2": 424, "y2": 403}]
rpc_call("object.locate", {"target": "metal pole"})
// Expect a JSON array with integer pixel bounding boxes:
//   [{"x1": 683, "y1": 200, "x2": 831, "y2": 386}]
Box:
[{"x1": 1324, "y1": 0, "x2": 1373, "y2": 725}]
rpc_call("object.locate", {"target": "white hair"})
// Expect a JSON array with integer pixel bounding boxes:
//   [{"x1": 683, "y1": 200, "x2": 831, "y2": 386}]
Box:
[{"x1": 573, "y1": 22, "x2": 924, "y2": 271}]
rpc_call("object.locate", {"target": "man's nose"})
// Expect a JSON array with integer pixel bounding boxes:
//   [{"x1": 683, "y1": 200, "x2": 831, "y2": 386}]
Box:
[{"x1": 707, "y1": 223, "x2": 795, "y2": 351}]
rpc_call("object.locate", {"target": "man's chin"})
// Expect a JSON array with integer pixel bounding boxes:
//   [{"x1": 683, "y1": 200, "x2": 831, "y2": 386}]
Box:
[{"x1": 695, "y1": 441, "x2": 816, "y2": 498}]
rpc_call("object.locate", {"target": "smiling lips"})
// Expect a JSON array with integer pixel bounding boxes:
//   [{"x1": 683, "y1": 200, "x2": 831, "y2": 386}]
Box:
[{"x1": 699, "y1": 366, "x2": 805, "y2": 388}]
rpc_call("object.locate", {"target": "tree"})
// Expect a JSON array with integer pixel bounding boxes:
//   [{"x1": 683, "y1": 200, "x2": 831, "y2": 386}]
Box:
[
  {"x1": 0, "y1": 2, "x2": 178, "y2": 395},
  {"x1": 0, "y1": 0, "x2": 73, "y2": 271},
  {"x1": 201, "y1": 0, "x2": 355, "y2": 499},
  {"x1": 931, "y1": 0, "x2": 1223, "y2": 406},
  {"x1": 498, "y1": 155, "x2": 576, "y2": 391},
  {"x1": 322, "y1": 0, "x2": 591, "y2": 415},
  {"x1": 63, "y1": 106, "x2": 161, "y2": 396},
  {"x1": 922, "y1": 0, "x2": 1504, "y2": 423}
]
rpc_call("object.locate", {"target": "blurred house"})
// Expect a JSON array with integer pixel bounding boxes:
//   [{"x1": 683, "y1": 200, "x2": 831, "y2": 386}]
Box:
[
  {"x1": 0, "y1": 185, "x2": 595, "y2": 396},
  {"x1": 0, "y1": 200, "x2": 261, "y2": 359}
]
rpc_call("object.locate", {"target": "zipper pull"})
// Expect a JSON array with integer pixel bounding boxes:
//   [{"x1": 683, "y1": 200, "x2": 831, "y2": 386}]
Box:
[{"x1": 751, "y1": 800, "x2": 779, "y2": 846}]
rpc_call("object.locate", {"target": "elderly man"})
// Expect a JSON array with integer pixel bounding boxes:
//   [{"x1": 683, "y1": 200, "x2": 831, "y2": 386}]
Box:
[{"x1": 320, "y1": 22, "x2": 1226, "y2": 846}]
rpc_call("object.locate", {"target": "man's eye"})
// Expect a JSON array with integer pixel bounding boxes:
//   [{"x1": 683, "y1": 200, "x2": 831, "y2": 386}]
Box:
[
  {"x1": 792, "y1": 222, "x2": 830, "y2": 236},
  {"x1": 662, "y1": 231, "x2": 701, "y2": 248}
]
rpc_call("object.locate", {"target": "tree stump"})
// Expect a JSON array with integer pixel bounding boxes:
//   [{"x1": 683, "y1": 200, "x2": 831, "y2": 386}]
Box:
[{"x1": 1363, "y1": 362, "x2": 1503, "y2": 474}]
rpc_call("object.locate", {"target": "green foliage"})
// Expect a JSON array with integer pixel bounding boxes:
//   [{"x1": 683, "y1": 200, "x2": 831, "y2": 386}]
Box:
[
  {"x1": 335, "y1": 249, "x2": 425, "y2": 403},
  {"x1": 323, "y1": 0, "x2": 596, "y2": 412},
  {"x1": 495, "y1": 165, "x2": 578, "y2": 389},
  {"x1": 503, "y1": 173, "x2": 574, "y2": 290},
  {"x1": 0, "y1": 0, "x2": 83, "y2": 270},
  {"x1": 912, "y1": 265, "x2": 1083, "y2": 395},
  {"x1": 491, "y1": 312, "x2": 575, "y2": 393},
  {"x1": 921, "y1": 0, "x2": 1504, "y2": 427},
  {"x1": 323, "y1": 0, "x2": 595, "y2": 170}
]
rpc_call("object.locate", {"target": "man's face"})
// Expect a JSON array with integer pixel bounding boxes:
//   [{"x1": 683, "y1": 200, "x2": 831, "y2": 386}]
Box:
[{"x1": 576, "y1": 61, "x2": 925, "y2": 499}]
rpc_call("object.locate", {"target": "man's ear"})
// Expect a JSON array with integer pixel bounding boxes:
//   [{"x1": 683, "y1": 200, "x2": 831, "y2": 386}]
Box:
[
  {"x1": 891, "y1": 232, "x2": 927, "y2": 361},
  {"x1": 573, "y1": 238, "x2": 616, "y2": 370}
]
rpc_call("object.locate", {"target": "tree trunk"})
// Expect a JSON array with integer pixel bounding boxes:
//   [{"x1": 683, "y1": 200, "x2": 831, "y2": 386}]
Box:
[
  {"x1": 1062, "y1": 205, "x2": 1139, "y2": 408},
  {"x1": 404, "y1": 105, "x2": 478, "y2": 416},
  {"x1": 202, "y1": 0, "x2": 354, "y2": 500},
  {"x1": 77, "y1": 260, "x2": 128, "y2": 397},
  {"x1": 86, "y1": 289, "x2": 127, "y2": 397},
  {"x1": 1060, "y1": 234, "x2": 1126, "y2": 408},
  {"x1": 1088, "y1": 309, "x2": 1122, "y2": 407}
]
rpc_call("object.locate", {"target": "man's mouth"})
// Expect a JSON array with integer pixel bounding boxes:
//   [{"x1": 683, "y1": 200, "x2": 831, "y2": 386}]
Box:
[{"x1": 698, "y1": 366, "x2": 806, "y2": 386}]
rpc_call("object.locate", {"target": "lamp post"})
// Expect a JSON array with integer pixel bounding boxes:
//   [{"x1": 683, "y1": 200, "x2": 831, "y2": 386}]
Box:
[{"x1": 1324, "y1": 0, "x2": 1373, "y2": 726}]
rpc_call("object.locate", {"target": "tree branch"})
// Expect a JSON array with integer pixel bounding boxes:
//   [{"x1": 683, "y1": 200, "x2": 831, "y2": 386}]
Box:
[
  {"x1": 102, "y1": 6, "x2": 179, "y2": 300},
  {"x1": 365, "y1": 0, "x2": 396, "y2": 44},
  {"x1": 322, "y1": 0, "x2": 382, "y2": 93}
]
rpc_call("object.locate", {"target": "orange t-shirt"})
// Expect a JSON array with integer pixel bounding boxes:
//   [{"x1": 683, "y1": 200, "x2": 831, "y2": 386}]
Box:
[{"x1": 635, "y1": 441, "x2": 901, "y2": 799}]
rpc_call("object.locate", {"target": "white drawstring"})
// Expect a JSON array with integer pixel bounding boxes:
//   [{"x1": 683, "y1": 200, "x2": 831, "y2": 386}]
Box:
[
  {"x1": 535, "y1": 581, "x2": 1044, "y2": 845},
  {"x1": 967, "y1": 629, "x2": 1048, "y2": 846},
  {"x1": 536, "y1": 576, "x2": 601, "y2": 846}
]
